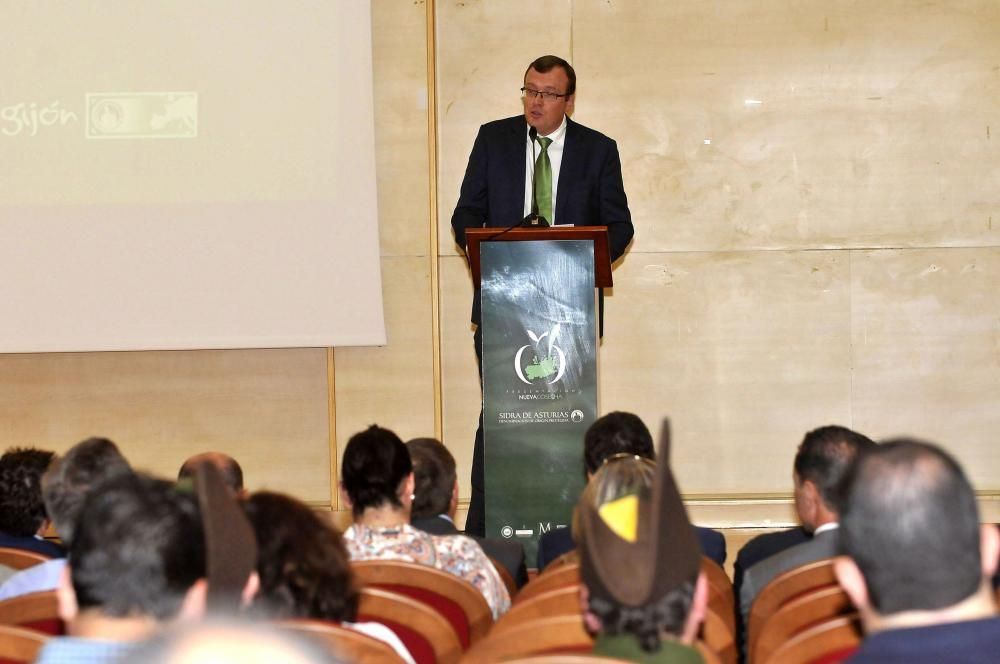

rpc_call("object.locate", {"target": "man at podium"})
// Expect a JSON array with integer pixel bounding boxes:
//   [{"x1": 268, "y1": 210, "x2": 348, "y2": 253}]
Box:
[{"x1": 451, "y1": 54, "x2": 634, "y2": 536}]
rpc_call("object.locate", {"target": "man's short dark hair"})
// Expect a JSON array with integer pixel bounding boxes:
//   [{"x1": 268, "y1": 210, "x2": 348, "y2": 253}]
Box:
[
  {"x1": 70, "y1": 473, "x2": 206, "y2": 621},
  {"x1": 839, "y1": 438, "x2": 983, "y2": 615},
  {"x1": 587, "y1": 579, "x2": 696, "y2": 653},
  {"x1": 406, "y1": 438, "x2": 456, "y2": 520},
  {"x1": 42, "y1": 437, "x2": 132, "y2": 545},
  {"x1": 0, "y1": 447, "x2": 55, "y2": 536},
  {"x1": 341, "y1": 425, "x2": 412, "y2": 518},
  {"x1": 525, "y1": 55, "x2": 577, "y2": 96},
  {"x1": 178, "y1": 452, "x2": 244, "y2": 493},
  {"x1": 583, "y1": 412, "x2": 655, "y2": 474},
  {"x1": 793, "y1": 425, "x2": 875, "y2": 512}
]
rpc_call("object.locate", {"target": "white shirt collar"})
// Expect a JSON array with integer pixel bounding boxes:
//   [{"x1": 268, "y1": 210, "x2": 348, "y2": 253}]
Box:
[{"x1": 813, "y1": 521, "x2": 839, "y2": 536}]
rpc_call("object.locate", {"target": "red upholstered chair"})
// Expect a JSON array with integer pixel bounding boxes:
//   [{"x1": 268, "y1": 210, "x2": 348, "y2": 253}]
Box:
[
  {"x1": 752, "y1": 585, "x2": 853, "y2": 664},
  {"x1": 460, "y1": 614, "x2": 592, "y2": 663},
  {"x1": 513, "y1": 562, "x2": 580, "y2": 604},
  {"x1": 747, "y1": 558, "x2": 837, "y2": 659},
  {"x1": 357, "y1": 586, "x2": 462, "y2": 664},
  {"x1": 763, "y1": 613, "x2": 861, "y2": 664},
  {"x1": 277, "y1": 619, "x2": 407, "y2": 664},
  {"x1": 491, "y1": 585, "x2": 581, "y2": 634},
  {"x1": 0, "y1": 591, "x2": 64, "y2": 636},
  {"x1": 0, "y1": 549, "x2": 50, "y2": 571},
  {"x1": 0, "y1": 624, "x2": 48, "y2": 664},
  {"x1": 352, "y1": 559, "x2": 492, "y2": 649}
]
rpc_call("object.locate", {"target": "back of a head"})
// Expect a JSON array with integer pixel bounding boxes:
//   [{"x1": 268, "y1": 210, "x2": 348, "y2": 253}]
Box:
[
  {"x1": 840, "y1": 438, "x2": 984, "y2": 615},
  {"x1": 244, "y1": 491, "x2": 359, "y2": 622},
  {"x1": 406, "y1": 437, "x2": 456, "y2": 520},
  {"x1": 70, "y1": 473, "x2": 206, "y2": 621},
  {"x1": 793, "y1": 425, "x2": 876, "y2": 512},
  {"x1": 179, "y1": 452, "x2": 244, "y2": 493},
  {"x1": 341, "y1": 425, "x2": 411, "y2": 518},
  {"x1": 42, "y1": 436, "x2": 132, "y2": 545},
  {"x1": 578, "y1": 454, "x2": 701, "y2": 652},
  {"x1": 0, "y1": 446, "x2": 55, "y2": 536},
  {"x1": 583, "y1": 411, "x2": 655, "y2": 475}
]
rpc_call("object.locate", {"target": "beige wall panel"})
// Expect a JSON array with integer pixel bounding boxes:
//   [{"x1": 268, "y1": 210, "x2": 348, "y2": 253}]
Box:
[
  {"x1": 436, "y1": 0, "x2": 572, "y2": 256},
  {"x1": 334, "y1": 256, "x2": 436, "y2": 471},
  {"x1": 599, "y1": 250, "x2": 853, "y2": 494},
  {"x1": 850, "y1": 248, "x2": 1000, "y2": 488},
  {"x1": 572, "y1": 1, "x2": 1000, "y2": 252},
  {"x1": 0, "y1": 348, "x2": 330, "y2": 501},
  {"x1": 439, "y1": 255, "x2": 480, "y2": 500},
  {"x1": 371, "y1": 0, "x2": 430, "y2": 258}
]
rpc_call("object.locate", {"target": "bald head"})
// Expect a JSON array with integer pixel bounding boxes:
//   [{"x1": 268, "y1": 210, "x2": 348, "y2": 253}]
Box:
[{"x1": 179, "y1": 452, "x2": 244, "y2": 495}]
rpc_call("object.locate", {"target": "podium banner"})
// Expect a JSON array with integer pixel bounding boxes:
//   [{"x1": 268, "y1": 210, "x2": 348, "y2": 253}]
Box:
[{"x1": 480, "y1": 239, "x2": 597, "y2": 562}]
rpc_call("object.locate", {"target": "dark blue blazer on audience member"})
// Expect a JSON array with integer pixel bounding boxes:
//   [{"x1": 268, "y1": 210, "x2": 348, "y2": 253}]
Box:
[
  {"x1": 0, "y1": 531, "x2": 65, "y2": 559},
  {"x1": 536, "y1": 523, "x2": 726, "y2": 571},
  {"x1": 847, "y1": 615, "x2": 1000, "y2": 663},
  {"x1": 733, "y1": 526, "x2": 811, "y2": 599}
]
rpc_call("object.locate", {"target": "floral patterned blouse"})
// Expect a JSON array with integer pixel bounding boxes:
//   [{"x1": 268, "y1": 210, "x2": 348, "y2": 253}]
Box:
[{"x1": 344, "y1": 522, "x2": 511, "y2": 618}]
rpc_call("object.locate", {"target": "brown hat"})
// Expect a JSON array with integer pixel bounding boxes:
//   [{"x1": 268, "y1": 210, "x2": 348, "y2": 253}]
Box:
[
  {"x1": 193, "y1": 460, "x2": 257, "y2": 612},
  {"x1": 578, "y1": 420, "x2": 700, "y2": 608}
]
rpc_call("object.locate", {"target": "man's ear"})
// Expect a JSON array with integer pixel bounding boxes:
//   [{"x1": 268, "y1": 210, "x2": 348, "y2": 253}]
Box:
[
  {"x1": 241, "y1": 571, "x2": 260, "y2": 609},
  {"x1": 56, "y1": 564, "x2": 79, "y2": 624},
  {"x1": 176, "y1": 578, "x2": 208, "y2": 622},
  {"x1": 681, "y1": 571, "x2": 709, "y2": 645},
  {"x1": 979, "y1": 523, "x2": 999, "y2": 578},
  {"x1": 565, "y1": 94, "x2": 575, "y2": 117},
  {"x1": 834, "y1": 555, "x2": 870, "y2": 612}
]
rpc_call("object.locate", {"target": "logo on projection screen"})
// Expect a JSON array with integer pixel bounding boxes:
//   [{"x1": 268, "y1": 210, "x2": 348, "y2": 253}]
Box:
[
  {"x1": 514, "y1": 325, "x2": 567, "y2": 385},
  {"x1": 86, "y1": 92, "x2": 197, "y2": 139}
]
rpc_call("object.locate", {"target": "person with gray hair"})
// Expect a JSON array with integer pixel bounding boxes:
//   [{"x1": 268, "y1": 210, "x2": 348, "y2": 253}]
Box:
[
  {"x1": 0, "y1": 437, "x2": 132, "y2": 601},
  {"x1": 834, "y1": 438, "x2": 1000, "y2": 663}
]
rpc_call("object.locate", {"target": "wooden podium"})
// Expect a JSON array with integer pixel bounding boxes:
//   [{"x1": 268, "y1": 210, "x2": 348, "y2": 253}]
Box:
[{"x1": 464, "y1": 226, "x2": 611, "y2": 560}]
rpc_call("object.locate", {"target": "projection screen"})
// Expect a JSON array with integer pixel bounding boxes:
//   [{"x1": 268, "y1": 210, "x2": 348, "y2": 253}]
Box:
[{"x1": 1, "y1": 1, "x2": 386, "y2": 352}]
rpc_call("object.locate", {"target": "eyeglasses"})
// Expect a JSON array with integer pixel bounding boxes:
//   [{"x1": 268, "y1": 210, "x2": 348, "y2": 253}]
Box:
[{"x1": 521, "y1": 87, "x2": 569, "y2": 102}]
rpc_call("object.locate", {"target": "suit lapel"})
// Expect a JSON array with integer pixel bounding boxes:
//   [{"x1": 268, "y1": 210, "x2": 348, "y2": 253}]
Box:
[{"x1": 556, "y1": 117, "x2": 581, "y2": 224}]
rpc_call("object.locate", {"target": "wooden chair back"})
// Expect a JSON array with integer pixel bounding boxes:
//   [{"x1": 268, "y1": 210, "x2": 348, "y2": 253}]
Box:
[
  {"x1": 357, "y1": 586, "x2": 462, "y2": 664},
  {"x1": 539, "y1": 549, "x2": 578, "y2": 573},
  {"x1": 0, "y1": 591, "x2": 63, "y2": 635},
  {"x1": 0, "y1": 549, "x2": 50, "y2": 571},
  {"x1": 752, "y1": 585, "x2": 852, "y2": 664},
  {"x1": 277, "y1": 619, "x2": 407, "y2": 664},
  {"x1": 496, "y1": 656, "x2": 631, "y2": 663},
  {"x1": 460, "y1": 614, "x2": 591, "y2": 663},
  {"x1": 701, "y1": 556, "x2": 736, "y2": 636},
  {"x1": 747, "y1": 558, "x2": 836, "y2": 656},
  {"x1": 0, "y1": 624, "x2": 48, "y2": 663},
  {"x1": 696, "y1": 640, "x2": 725, "y2": 664},
  {"x1": 514, "y1": 563, "x2": 580, "y2": 604},
  {"x1": 492, "y1": 585, "x2": 581, "y2": 634},
  {"x1": 352, "y1": 559, "x2": 492, "y2": 647},
  {"x1": 702, "y1": 605, "x2": 737, "y2": 664},
  {"x1": 764, "y1": 614, "x2": 861, "y2": 664}
]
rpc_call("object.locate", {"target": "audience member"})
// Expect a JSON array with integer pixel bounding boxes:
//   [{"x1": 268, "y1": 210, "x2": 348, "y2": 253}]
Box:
[
  {"x1": 578, "y1": 433, "x2": 708, "y2": 660},
  {"x1": 407, "y1": 436, "x2": 528, "y2": 587},
  {"x1": 179, "y1": 452, "x2": 246, "y2": 497},
  {"x1": 244, "y1": 490, "x2": 414, "y2": 663},
  {"x1": 835, "y1": 439, "x2": 1000, "y2": 662},
  {"x1": 0, "y1": 446, "x2": 63, "y2": 558},
  {"x1": 122, "y1": 620, "x2": 343, "y2": 664},
  {"x1": 740, "y1": 425, "x2": 875, "y2": 624},
  {"x1": 35, "y1": 473, "x2": 208, "y2": 664},
  {"x1": 340, "y1": 425, "x2": 510, "y2": 617},
  {"x1": 536, "y1": 411, "x2": 726, "y2": 570},
  {"x1": 0, "y1": 437, "x2": 132, "y2": 601}
]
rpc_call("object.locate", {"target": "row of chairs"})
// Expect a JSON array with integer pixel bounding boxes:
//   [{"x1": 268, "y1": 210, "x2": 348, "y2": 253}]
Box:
[{"x1": 0, "y1": 545, "x2": 866, "y2": 663}]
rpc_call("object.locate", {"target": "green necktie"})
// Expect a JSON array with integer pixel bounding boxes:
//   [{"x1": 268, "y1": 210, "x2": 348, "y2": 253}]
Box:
[{"x1": 534, "y1": 136, "x2": 553, "y2": 226}]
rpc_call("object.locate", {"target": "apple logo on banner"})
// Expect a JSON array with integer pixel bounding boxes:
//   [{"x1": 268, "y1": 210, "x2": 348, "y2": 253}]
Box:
[{"x1": 514, "y1": 324, "x2": 566, "y2": 385}]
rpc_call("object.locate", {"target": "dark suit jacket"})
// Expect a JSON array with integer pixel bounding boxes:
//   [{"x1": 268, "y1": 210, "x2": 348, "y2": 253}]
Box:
[
  {"x1": 411, "y1": 514, "x2": 528, "y2": 588},
  {"x1": 0, "y1": 531, "x2": 64, "y2": 559},
  {"x1": 451, "y1": 115, "x2": 634, "y2": 332},
  {"x1": 848, "y1": 615, "x2": 1000, "y2": 664},
  {"x1": 535, "y1": 523, "x2": 727, "y2": 571},
  {"x1": 733, "y1": 526, "x2": 811, "y2": 601}
]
